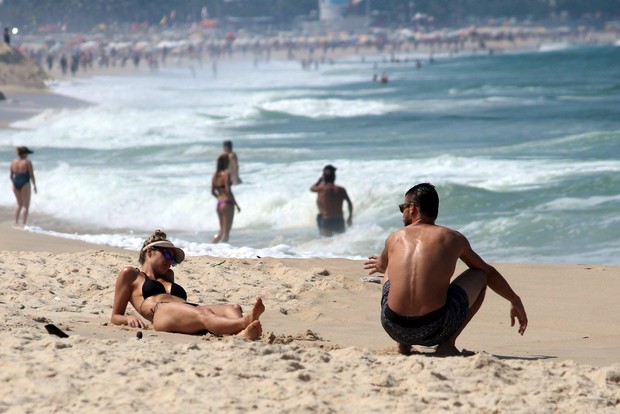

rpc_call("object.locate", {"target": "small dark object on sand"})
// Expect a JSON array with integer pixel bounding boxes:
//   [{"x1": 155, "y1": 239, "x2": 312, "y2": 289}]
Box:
[
  {"x1": 136, "y1": 331, "x2": 143, "y2": 339},
  {"x1": 44, "y1": 324, "x2": 69, "y2": 338}
]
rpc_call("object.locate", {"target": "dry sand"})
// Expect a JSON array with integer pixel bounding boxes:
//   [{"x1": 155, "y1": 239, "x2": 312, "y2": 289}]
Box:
[{"x1": 1, "y1": 223, "x2": 619, "y2": 412}]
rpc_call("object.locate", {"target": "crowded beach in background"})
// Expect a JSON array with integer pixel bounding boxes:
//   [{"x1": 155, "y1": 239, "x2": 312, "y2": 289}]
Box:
[{"x1": 12, "y1": 18, "x2": 620, "y2": 80}]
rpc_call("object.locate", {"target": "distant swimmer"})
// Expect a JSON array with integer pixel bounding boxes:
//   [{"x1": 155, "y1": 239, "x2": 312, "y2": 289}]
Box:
[
  {"x1": 380, "y1": 72, "x2": 389, "y2": 84},
  {"x1": 310, "y1": 164, "x2": 353, "y2": 237},
  {"x1": 9, "y1": 146, "x2": 37, "y2": 225}
]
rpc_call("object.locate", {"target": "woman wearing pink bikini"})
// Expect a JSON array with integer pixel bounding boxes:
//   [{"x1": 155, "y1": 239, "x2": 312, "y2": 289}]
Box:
[{"x1": 211, "y1": 154, "x2": 240, "y2": 243}]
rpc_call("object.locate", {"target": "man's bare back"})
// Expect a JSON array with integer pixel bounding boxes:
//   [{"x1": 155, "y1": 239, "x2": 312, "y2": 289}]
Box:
[
  {"x1": 384, "y1": 223, "x2": 466, "y2": 316},
  {"x1": 316, "y1": 184, "x2": 348, "y2": 219}
]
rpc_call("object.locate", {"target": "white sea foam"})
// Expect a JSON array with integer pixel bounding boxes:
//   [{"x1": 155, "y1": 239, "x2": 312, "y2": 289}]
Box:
[
  {"x1": 260, "y1": 98, "x2": 399, "y2": 118},
  {"x1": 539, "y1": 194, "x2": 620, "y2": 211},
  {"x1": 538, "y1": 42, "x2": 572, "y2": 52}
]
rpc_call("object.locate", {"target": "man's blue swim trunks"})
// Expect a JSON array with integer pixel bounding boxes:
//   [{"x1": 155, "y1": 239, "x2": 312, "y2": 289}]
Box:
[{"x1": 381, "y1": 280, "x2": 469, "y2": 347}]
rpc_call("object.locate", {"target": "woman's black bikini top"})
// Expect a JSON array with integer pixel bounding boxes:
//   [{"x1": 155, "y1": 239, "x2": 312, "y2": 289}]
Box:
[{"x1": 141, "y1": 272, "x2": 187, "y2": 301}]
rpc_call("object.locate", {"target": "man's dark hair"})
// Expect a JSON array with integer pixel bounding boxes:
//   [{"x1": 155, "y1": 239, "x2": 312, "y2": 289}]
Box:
[
  {"x1": 323, "y1": 169, "x2": 336, "y2": 183},
  {"x1": 405, "y1": 183, "x2": 439, "y2": 219},
  {"x1": 223, "y1": 140, "x2": 233, "y2": 150}
]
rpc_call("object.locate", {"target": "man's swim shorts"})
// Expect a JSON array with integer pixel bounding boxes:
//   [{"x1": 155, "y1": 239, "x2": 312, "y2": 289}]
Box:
[{"x1": 381, "y1": 280, "x2": 469, "y2": 347}]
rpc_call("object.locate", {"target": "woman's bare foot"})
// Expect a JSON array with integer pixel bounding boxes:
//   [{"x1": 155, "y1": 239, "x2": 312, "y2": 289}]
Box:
[
  {"x1": 241, "y1": 297, "x2": 265, "y2": 329},
  {"x1": 237, "y1": 320, "x2": 262, "y2": 340},
  {"x1": 245, "y1": 297, "x2": 265, "y2": 323}
]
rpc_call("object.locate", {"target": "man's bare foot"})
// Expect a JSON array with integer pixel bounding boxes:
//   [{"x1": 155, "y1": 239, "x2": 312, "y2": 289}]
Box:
[
  {"x1": 397, "y1": 343, "x2": 411, "y2": 355},
  {"x1": 396, "y1": 343, "x2": 422, "y2": 356},
  {"x1": 434, "y1": 344, "x2": 475, "y2": 357},
  {"x1": 237, "y1": 320, "x2": 262, "y2": 340}
]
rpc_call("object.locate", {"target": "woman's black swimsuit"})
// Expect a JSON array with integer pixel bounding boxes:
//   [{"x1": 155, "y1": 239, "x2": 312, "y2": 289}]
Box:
[
  {"x1": 11, "y1": 171, "x2": 30, "y2": 190},
  {"x1": 141, "y1": 273, "x2": 188, "y2": 301}
]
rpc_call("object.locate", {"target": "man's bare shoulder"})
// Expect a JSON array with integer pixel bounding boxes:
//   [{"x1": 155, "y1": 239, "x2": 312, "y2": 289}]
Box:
[
  {"x1": 386, "y1": 227, "x2": 409, "y2": 245},
  {"x1": 432, "y1": 225, "x2": 470, "y2": 248}
]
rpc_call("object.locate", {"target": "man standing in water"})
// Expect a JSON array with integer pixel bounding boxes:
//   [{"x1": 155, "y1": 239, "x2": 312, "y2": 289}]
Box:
[
  {"x1": 310, "y1": 165, "x2": 353, "y2": 237},
  {"x1": 364, "y1": 183, "x2": 527, "y2": 356},
  {"x1": 222, "y1": 140, "x2": 241, "y2": 185}
]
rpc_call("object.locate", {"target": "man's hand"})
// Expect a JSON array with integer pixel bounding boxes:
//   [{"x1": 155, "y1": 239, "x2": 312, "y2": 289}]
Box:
[
  {"x1": 363, "y1": 255, "x2": 384, "y2": 275},
  {"x1": 510, "y1": 300, "x2": 528, "y2": 335}
]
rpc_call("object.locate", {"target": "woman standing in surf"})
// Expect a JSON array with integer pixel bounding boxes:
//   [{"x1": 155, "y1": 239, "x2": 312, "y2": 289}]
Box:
[
  {"x1": 211, "y1": 154, "x2": 240, "y2": 243},
  {"x1": 9, "y1": 146, "x2": 37, "y2": 225}
]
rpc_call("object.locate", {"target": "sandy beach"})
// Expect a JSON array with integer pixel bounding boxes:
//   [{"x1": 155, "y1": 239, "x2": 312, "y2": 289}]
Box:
[
  {"x1": 1, "y1": 37, "x2": 619, "y2": 412},
  {"x1": 1, "y1": 222, "x2": 619, "y2": 412}
]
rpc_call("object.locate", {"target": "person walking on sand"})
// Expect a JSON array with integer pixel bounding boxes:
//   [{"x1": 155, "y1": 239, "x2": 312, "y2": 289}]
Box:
[
  {"x1": 310, "y1": 164, "x2": 353, "y2": 237},
  {"x1": 364, "y1": 183, "x2": 527, "y2": 356},
  {"x1": 10, "y1": 146, "x2": 37, "y2": 225},
  {"x1": 222, "y1": 140, "x2": 241, "y2": 185},
  {"x1": 111, "y1": 229, "x2": 263, "y2": 339},
  {"x1": 211, "y1": 154, "x2": 240, "y2": 243}
]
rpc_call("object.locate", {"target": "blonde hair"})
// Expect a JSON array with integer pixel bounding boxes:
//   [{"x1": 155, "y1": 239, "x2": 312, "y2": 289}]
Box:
[{"x1": 139, "y1": 229, "x2": 168, "y2": 264}]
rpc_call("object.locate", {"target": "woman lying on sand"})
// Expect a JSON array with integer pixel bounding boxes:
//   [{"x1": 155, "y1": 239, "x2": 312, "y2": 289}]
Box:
[{"x1": 111, "y1": 229, "x2": 263, "y2": 339}]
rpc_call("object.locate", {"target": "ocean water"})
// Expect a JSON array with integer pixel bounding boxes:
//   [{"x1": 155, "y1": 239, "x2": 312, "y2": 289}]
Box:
[{"x1": 1, "y1": 44, "x2": 619, "y2": 264}]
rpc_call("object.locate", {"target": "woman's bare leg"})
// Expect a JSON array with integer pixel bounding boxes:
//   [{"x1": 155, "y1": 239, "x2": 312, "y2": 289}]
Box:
[
  {"x1": 204, "y1": 303, "x2": 243, "y2": 318},
  {"x1": 211, "y1": 207, "x2": 226, "y2": 243},
  {"x1": 220, "y1": 205, "x2": 234, "y2": 243},
  {"x1": 12, "y1": 184, "x2": 31, "y2": 225},
  {"x1": 13, "y1": 187, "x2": 22, "y2": 224},
  {"x1": 153, "y1": 298, "x2": 265, "y2": 336},
  {"x1": 21, "y1": 184, "x2": 31, "y2": 225}
]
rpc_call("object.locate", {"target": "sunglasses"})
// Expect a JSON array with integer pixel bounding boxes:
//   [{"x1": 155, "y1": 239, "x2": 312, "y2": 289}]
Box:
[
  {"x1": 399, "y1": 202, "x2": 413, "y2": 213},
  {"x1": 151, "y1": 246, "x2": 177, "y2": 266}
]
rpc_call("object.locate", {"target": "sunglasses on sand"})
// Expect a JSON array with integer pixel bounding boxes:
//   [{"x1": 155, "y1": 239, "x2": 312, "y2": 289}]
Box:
[
  {"x1": 151, "y1": 246, "x2": 177, "y2": 266},
  {"x1": 399, "y1": 202, "x2": 413, "y2": 213}
]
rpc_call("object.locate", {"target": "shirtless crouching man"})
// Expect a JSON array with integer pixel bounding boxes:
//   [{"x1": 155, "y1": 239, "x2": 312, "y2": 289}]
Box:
[{"x1": 364, "y1": 183, "x2": 528, "y2": 356}]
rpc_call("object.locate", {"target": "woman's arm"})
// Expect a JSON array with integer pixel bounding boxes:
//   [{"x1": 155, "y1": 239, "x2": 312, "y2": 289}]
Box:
[
  {"x1": 27, "y1": 160, "x2": 36, "y2": 193},
  {"x1": 211, "y1": 173, "x2": 218, "y2": 198},
  {"x1": 111, "y1": 266, "x2": 146, "y2": 328}
]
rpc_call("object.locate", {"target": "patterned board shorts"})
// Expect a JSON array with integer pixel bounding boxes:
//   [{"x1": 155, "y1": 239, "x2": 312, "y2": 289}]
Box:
[{"x1": 381, "y1": 280, "x2": 469, "y2": 347}]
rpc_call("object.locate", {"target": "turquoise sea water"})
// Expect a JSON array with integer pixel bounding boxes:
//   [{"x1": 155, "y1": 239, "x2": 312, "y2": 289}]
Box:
[{"x1": 1, "y1": 44, "x2": 619, "y2": 264}]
